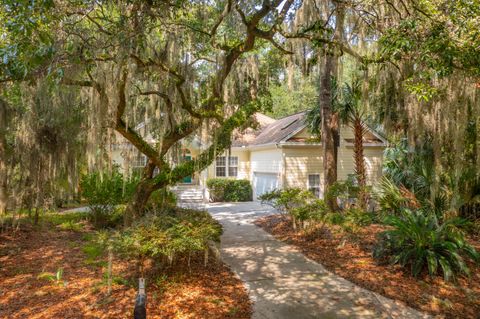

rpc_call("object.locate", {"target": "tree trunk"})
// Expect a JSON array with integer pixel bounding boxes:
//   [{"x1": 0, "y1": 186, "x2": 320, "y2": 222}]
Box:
[
  {"x1": 353, "y1": 116, "x2": 368, "y2": 209},
  {"x1": 124, "y1": 178, "x2": 157, "y2": 227},
  {"x1": 320, "y1": 0, "x2": 344, "y2": 211},
  {"x1": 320, "y1": 53, "x2": 339, "y2": 211},
  {"x1": 0, "y1": 99, "x2": 8, "y2": 225}
]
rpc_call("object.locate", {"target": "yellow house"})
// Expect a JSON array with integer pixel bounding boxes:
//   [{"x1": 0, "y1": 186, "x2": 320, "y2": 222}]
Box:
[{"x1": 111, "y1": 112, "x2": 387, "y2": 201}]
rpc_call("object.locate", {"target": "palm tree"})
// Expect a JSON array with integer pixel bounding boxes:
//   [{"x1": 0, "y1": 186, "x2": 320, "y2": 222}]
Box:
[{"x1": 337, "y1": 80, "x2": 369, "y2": 209}]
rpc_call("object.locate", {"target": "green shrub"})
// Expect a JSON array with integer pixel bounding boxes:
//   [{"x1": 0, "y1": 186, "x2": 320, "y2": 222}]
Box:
[
  {"x1": 375, "y1": 177, "x2": 413, "y2": 215},
  {"x1": 259, "y1": 188, "x2": 311, "y2": 214},
  {"x1": 80, "y1": 168, "x2": 138, "y2": 228},
  {"x1": 147, "y1": 188, "x2": 177, "y2": 211},
  {"x1": 291, "y1": 199, "x2": 328, "y2": 222},
  {"x1": 107, "y1": 207, "x2": 222, "y2": 264},
  {"x1": 326, "y1": 208, "x2": 376, "y2": 234},
  {"x1": 206, "y1": 178, "x2": 252, "y2": 202},
  {"x1": 260, "y1": 188, "x2": 329, "y2": 230},
  {"x1": 344, "y1": 207, "x2": 376, "y2": 226},
  {"x1": 325, "y1": 176, "x2": 359, "y2": 206},
  {"x1": 373, "y1": 209, "x2": 479, "y2": 281},
  {"x1": 326, "y1": 175, "x2": 374, "y2": 211}
]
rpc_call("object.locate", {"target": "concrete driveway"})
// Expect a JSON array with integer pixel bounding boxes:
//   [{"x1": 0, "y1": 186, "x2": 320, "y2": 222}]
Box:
[{"x1": 205, "y1": 202, "x2": 430, "y2": 319}]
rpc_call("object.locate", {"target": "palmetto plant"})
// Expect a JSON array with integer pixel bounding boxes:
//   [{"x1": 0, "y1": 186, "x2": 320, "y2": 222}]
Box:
[
  {"x1": 374, "y1": 209, "x2": 479, "y2": 281},
  {"x1": 337, "y1": 80, "x2": 368, "y2": 209}
]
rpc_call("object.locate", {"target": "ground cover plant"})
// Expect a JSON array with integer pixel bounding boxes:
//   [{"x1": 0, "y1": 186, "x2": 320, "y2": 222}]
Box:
[
  {"x1": 80, "y1": 168, "x2": 138, "y2": 228},
  {"x1": 0, "y1": 209, "x2": 251, "y2": 319},
  {"x1": 256, "y1": 141, "x2": 480, "y2": 318},
  {"x1": 1, "y1": 0, "x2": 480, "y2": 318}
]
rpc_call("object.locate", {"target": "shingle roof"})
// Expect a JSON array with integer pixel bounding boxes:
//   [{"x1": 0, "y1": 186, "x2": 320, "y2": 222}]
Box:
[
  {"x1": 231, "y1": 113, "x2": 276, "y2": 147},
  {"x1": 249, "y1": 111, "x2": 306, "y2": 146}
]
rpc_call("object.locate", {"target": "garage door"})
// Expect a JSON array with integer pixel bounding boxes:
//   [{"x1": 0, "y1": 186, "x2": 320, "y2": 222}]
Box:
[{"x1": 253, "y1": 172, "x2": 279, "y2": 199}]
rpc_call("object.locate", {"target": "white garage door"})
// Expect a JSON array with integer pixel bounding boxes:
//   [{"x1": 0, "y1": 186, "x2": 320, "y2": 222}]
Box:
[{"x1": 253, "y1": 172, "x2": 279, "y2": 199}]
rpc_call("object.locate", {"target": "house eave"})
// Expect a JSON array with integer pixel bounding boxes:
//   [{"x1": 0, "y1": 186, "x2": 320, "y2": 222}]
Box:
[
  {"x1": 344, "y1": 142, "x2": 386, "y2": 148},
  {"x1": 277, "y1": 141, "x2": 322, "y2": 147}
]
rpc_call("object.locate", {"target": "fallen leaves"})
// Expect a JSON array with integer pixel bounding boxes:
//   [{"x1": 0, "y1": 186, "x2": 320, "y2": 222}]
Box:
[
  {"x1": 0, "y1": 225, "x2": 251, "y2": 319},
  {"x1": 255, "y1": 214, "x2": 480, "y2": 319}
]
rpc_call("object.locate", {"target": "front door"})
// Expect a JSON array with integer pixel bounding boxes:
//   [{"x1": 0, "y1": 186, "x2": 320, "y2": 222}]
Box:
[{"x1": 183, "y1": 155, "x2": 192, "y2": 183}]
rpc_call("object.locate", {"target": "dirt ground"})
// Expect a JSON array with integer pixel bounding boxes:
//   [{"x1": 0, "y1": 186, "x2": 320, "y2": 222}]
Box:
[
  {"x1": 0, "y1": 224, "x2": 251, "y2": 319},
  {"x1": 255, "y1": 214, "x2": 480, "y2": 319}
]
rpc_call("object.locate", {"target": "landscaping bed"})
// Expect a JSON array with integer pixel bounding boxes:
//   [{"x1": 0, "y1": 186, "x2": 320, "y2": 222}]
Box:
[
  {"x1": 255, "y1": 214, "x2": 480, "y2": 319},
  {"x1": 0, "y1": 220, "x2": 251, "y2": 319}
]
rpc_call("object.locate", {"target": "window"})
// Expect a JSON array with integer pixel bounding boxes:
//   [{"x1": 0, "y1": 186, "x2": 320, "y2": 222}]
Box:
[
  {"x1": 132, "y1": 153, "x2": 147, "y2": 168},
  {"x1": 308, "y1": 174, "x2": 321, "y2": 198},
  {"x1": 215, "y1": 156, "x2": 226, "y2": 177},
  {"x1": 228, "y1": 156, "x2": 238, "y2": 177},
  {"x1": 215, "y1": 156, "x2": 238, "y2": 177}
]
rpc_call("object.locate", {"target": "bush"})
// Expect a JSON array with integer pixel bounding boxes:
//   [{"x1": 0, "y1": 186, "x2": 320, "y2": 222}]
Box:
[
  {"x1": 325, "y1": 176, "x2": 359, "y2": 208},
  {"x1": 259, "y1": 188, "x2": 311, "y2": 214},
  {"x1": 260, "y1": 188, "x2": 329, "y2": 230},
  {"x1": 106, "y1": 207, "x2": 222, "y2": 265},
  {"x1": 325, "y1": 208, "x2": 376, "y2": 234},
  {"x1": 206, "y1": 178, "x2": 252, "y2": 202},
  {"x1": 147, "y1": 188, "x2": 177, "y2": 211},
  {"x1": 373, "y1": 209, "x2": 479, "y2": 281},
  {"x1": 326, "y1": 175, "x2": 374, "y2": 211},
  {"x1": 80, "y1": 168, "x2": 138, "y2": 228}
]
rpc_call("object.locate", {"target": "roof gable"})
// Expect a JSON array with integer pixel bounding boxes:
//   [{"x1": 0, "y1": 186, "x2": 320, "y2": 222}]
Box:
[
  {"x1": 243, "y1": 112, "x2": 386, "y2": 147},
  {"x1": 250, "y1": 112, "x2": 306, "y2": 146}
]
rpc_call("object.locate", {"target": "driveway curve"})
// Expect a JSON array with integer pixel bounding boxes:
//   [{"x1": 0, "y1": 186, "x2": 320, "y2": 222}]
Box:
[{"x1": 205, "y1": 202, "x2": 430, "y2": 319}]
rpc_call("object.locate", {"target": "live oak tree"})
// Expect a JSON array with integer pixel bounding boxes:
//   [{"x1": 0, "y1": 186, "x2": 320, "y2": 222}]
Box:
[
  {"x1": 2, "y1": 0, "x2": 478, "y2": 221},
  {"x1": 1, "y1": 0, "x2": 295, "y2": 225}
]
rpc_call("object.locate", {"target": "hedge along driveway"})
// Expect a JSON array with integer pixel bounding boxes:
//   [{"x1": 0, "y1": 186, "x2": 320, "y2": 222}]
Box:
[
  {"x1": 205, "y1": 201, "x2": 431, "y2": 319},
  {"x1": 206, "y1": 178, "x2": 252, "y2": 202}
]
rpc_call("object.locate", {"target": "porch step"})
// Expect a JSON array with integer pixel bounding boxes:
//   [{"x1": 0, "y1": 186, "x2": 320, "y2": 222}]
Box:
[{"x1": 171, "y1": 185, "x2": 206, "y2": 204}]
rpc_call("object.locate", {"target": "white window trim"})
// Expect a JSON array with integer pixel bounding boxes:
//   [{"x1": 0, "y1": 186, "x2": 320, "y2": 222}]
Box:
[
  {"x1": 307, "y1": 173, "x2": 322, "y2": 198},
  {"x1": 215, "y1": 156, "x2": 227, "y2": 177},
  {"x1": 132, "y1": 153, "x2": 148, "y2": 168},
  {"x1": 215, "y1": 155, "x2": 238, "y2": 177}
]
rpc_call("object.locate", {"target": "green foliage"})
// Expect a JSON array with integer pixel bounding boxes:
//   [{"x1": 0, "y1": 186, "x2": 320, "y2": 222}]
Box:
[
  {"x1": 344, "y1": 207, "x2": 376, "y2": 227},
  {"x1": 206, "y1": 179, "x2": 252, "y2": 202},
  {"x1": 379, "y1": 3, "x2": 480, "y2": 79},
  {"x1": 336, "y1": 79, "x2": 364, "y2": 123},
  {"x1": 80, "y1": 168, "x2": 138, "y2": 206},
  {"x1": 259, "y1": 188, "x2": 310, "y2": 214},
  {"x1": 291, "y1": 199, "x2": 328, "y2": 223},
  {"x1": 82, "y1": 234, "x2": 108, "y2": 267},
  {"x1": 326, "y1": 208, "x2": 376, "y2": 233},
  {"x1": 305, "y1": 77, "x2": 337, "y2": 136},
  {"x1": 37, "y1": 267, "x2": 65, "y2": 286},
  {"x1": 58, "y1": 219, "x2": 84, "y2": 232},
  {"x1": 325, "y1": 176, "x2": 361, "y2": 209},
  {"x1": 260, "y1": 188, "x2": 329, "y2": 229},
  {"x1": 80, "y1": 168, "x2": 138, "y2": 228},
  {"x1": 43, "y1": 211, "x2": 89, "y2": 226},
  {"x1": 374, "y1": 209, "x2": 479, "y2": 281},
  {"x1": 104, "y1": 208, "x2": 222, "y2": 263},
  {"x1": 376, "y1": 177, "x2": 410, "y2": 215},
  {"x1": 267, "y1": 81, "x2": 317, "y2": 119},
  {"x1": 147, "y1": 188, "x2": 177, "y2": 211}
]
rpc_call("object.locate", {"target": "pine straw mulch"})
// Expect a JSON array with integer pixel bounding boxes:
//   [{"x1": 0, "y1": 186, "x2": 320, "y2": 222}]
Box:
[
  {"x1": 255, "y1": 214, "x2": 480, "y2": 319},
  {"x1": 0, "y1": 225, "x2": 251, "y2": 319}
]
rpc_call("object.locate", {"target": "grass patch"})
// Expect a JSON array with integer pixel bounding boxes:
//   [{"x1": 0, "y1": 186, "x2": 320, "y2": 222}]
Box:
[
  {"x1": 44, "y1": 211, "x2": 89, "y2": 226},
  {"x1": 82, "y1": 240, "x2": 106, "y2": 267}
]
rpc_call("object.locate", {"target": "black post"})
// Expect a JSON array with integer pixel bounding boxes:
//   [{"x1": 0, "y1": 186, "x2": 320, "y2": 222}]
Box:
[{"x1": 133, "y1": 278, "x2": 146, "y2": 319}]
